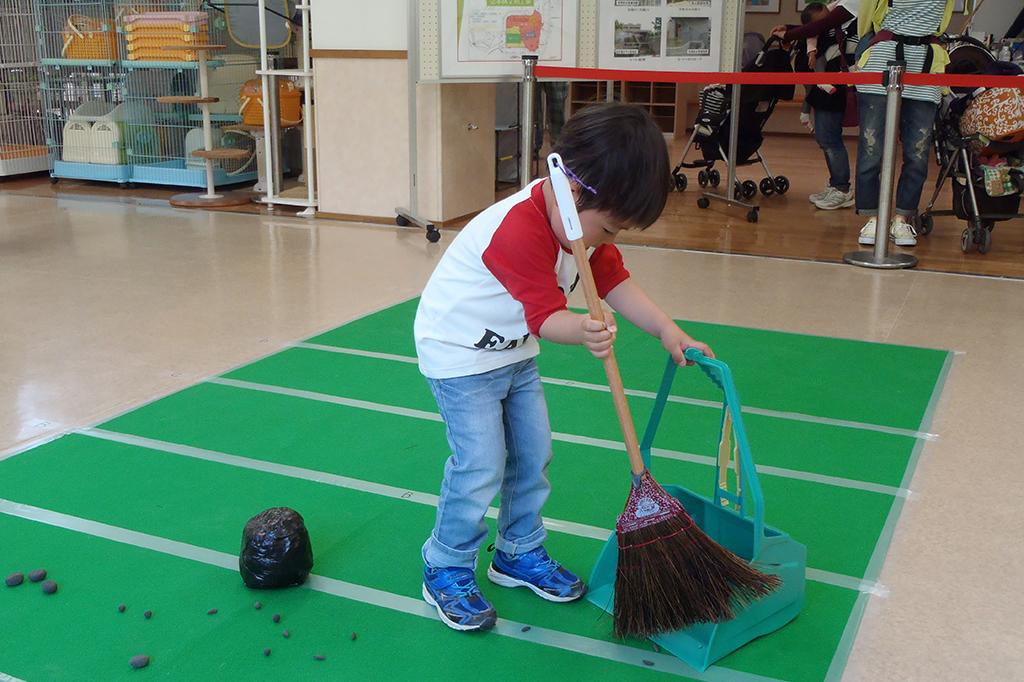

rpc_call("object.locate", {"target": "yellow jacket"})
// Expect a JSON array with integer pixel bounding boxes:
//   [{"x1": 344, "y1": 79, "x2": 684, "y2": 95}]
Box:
[{"x1": 857, "y1": 0, "x2": 953, "y2": 74}]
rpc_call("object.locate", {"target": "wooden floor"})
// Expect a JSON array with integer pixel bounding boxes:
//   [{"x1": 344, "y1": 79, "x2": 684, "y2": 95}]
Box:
[{"x1": 3, "y1": 135, "x2": 1022, "y2": 278}]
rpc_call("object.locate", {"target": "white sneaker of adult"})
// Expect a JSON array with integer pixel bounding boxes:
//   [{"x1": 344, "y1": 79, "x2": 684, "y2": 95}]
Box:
[
  {"x1": 890, "y1": 217, "x2": 917, "y2": 247},
  {"x1": 809, "y1": 186, "x2": 831, "y2": 203},
  {"x1": 858, "y1": 217, "x2": 878, "y2": 245},
  {"x1": 812, "y1": 187, "x2": 855, "y2": 210}
]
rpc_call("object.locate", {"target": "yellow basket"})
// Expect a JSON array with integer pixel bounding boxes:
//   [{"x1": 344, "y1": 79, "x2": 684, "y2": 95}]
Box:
[{"x1": 62, "y1": 15, "x2": 118, "y2": 61}]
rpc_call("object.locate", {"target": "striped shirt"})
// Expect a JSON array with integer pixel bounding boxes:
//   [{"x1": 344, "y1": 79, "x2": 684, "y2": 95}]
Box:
[{"x1": 857, "y1": 0, "x2": 946, "y2": 103}]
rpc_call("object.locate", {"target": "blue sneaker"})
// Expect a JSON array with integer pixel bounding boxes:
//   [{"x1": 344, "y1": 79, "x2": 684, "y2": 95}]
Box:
[
  {"x1": 422, "y1": 566, "x2": 497, "y2": 632},
  {"x1": 487, "y1": 546, "x2": 586, "y2": 602}
]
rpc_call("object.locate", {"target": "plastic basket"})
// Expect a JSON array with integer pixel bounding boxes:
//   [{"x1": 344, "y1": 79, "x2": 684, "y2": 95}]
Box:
[
  {"x1": 587, "y1": 349, "x2": 806, "y2": 672},
  {"x1": 62, "y1": 15, "x2": 118, "y2": 61}
]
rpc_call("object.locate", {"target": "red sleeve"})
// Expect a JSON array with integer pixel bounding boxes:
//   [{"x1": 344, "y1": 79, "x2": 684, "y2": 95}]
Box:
[
  {"x1": 784, "y1": 7, "x2": 853, "y2": 41},
  {"x1": 482, "y1": 219, "x2": 568, "y2": 337},
  {"x1": 591, "y1": 244, "x2": 630, "y2": 299}
]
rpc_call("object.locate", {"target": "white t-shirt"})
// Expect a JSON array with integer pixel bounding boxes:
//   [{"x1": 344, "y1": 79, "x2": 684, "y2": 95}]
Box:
[{"x1": 414, "y1": 180, "x2": 630, "y2": 380}]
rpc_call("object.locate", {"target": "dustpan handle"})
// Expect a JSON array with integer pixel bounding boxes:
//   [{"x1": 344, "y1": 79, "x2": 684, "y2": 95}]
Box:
[{"x1": 640, "y1": 352, "x2": 767, "y2": 552}]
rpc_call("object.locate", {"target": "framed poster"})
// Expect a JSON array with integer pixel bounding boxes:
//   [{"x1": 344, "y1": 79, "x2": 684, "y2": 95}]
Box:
[
  {"x1": 746, "y1": 0, "x2": 780, "y2": 13},
  {"x1": 439, "y1": 0, "x2": 579, "y2": 79},
  {"x1": 599, "y1": 0, "x2": 723, "y2": 71}
]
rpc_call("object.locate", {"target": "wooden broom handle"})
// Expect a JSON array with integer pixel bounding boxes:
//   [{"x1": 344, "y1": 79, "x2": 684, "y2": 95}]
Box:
[{"x1": 569, "y1": 238, "x2": 646, "y2": 476}]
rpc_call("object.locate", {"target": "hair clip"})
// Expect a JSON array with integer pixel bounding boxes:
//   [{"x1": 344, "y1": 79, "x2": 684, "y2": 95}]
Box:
[{"x1": 553, "y1": 158, "x2": 598, "y2": 196}]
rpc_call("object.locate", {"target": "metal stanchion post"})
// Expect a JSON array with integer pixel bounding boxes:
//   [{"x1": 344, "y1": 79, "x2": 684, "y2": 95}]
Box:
[
  {"x1": 844, "y1": 61, "x2": 917, "y2": 269},
  {"x1": 520, "y1": 55, "x2": 538, "y2": 189}
]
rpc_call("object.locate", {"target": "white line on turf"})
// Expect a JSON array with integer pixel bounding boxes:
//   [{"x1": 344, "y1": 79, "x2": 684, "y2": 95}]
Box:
[
  {"x1": 78, "y1": 428, "x2": 888, "y2": 597},
  {"x1": 293, "y1": 342, "x2": 939, "y2": 442},
  {"x1": 205, "y1": 377, "x2": 913, "y2": 499},
  {"x1": 0, "y1": 498, "x2": 783, "y2": 682}
]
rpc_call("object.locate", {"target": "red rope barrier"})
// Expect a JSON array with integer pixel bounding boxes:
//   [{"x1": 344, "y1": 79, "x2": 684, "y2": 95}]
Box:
[{"x1": 534, "y1": 65, "x2": 1024, "y2": 90}]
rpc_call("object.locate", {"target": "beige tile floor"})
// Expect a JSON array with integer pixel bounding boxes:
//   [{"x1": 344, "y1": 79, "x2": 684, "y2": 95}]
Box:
[{"x1": 2, "y1": 192, "x2": 1023, "y2": 680}]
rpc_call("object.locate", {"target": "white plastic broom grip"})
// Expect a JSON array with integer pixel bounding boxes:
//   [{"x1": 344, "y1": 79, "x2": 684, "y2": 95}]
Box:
[{"x1": 546, "y1": 152, "x2": 583, "y2": 242}]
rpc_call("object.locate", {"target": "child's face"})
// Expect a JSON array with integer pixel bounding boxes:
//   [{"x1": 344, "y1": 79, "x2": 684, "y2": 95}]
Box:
[{"x1": 579, "y1": 208, "x2": 626, "y2": 248}]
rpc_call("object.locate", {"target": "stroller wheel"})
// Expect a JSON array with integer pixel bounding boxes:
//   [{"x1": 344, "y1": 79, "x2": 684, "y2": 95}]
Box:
[
  {"x1": 759, "y1": 178, "x2": 775, "y2": 197},
  {"x1": 747, "y1": 209, "x2": 759, "y2": 223},
  {"x1": 708, "y1": 169, "x2": 721, "y2": 187},
  {"x1": 978, "y1": 224, "x2": 993, "y2": 254},
  {"x1": 960, "y1": 228, "x2": 974, "y2": 253},
  {"x1": 697, "y1": 197, "x2": 711, "y2": 209},
  {"x1": 698, "y1": 171, "x2": 709, "y2": 188},
  {"x1": 673, "y1": 172, "x2": 687, "y2": 192},
  {"x1": 741, "y1": 180, "x2": 758, "y2": 200},
  {"x1": 917, "y1": 214, "x2": 934, "y2": 236},
  {"x1": 774, "y1": 176, "x2": 790, "y2": 195}
]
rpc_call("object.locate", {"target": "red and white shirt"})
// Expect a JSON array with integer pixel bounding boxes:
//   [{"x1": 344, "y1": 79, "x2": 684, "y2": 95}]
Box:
[{"x1": 415, "y1": 180, "x2": 630, "y2": 379}]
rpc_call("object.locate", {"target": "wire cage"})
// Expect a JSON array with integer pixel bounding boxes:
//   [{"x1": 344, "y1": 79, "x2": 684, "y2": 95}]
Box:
[
  {"x1": 33, "y1": 0, "x2": 262, "y2": 187},
  {"x1": 1, "y1": 0, "x2": 48, "y2": 176}
]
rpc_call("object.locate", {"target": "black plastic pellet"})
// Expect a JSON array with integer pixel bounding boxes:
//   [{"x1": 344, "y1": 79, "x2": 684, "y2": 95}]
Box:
[
  {"x1": 642, "y1": 659, "x2": 655, "y2": 667},
  {"x1": 144, "y1": 610, "x2": 153, "y2": 620},
  {"x1": 272, "y1": 613, "x2": 281, "y2": 623},
  {"x1": 130, "y1": 655, "x2": 150, "y2": 669},
  {"x1": 282, "y1": 629, "x2": 290, "y2": 639},
  {"x1": 5, "y1": 573, "x2": 24, "y2": 587},
  {"x1": 28, "y1": 569, "x2": 47, "y2": 583},
  {"x1": 520, "y1": 626, "x2": 531, "y2": 633},
  {"x1": 118, "y1": 603, "x2": 127, "y2": 613},
  {"x1": 350, "y1": 632, "x2": 357, "y2": 641},
  {"x1": 41, "y1": 580, "x2": 58, "y2": 594},
  {"x1": 254, "y1": 601, "x2": 262, "y2": 610},
  {"x1": 313, "y1": 654, "x2": 326, "y2": 661},
  {"x1": 263, "y1": 648, "x2": 271, "y2": 657},
  {"x1": 207, "y1": 608, "x2": 218, "y2": 615}
]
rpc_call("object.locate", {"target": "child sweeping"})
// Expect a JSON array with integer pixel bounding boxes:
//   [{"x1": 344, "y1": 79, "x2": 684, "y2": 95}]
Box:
[{"x1": 414, "y1": 103, "x2": 714, "y2": 632}]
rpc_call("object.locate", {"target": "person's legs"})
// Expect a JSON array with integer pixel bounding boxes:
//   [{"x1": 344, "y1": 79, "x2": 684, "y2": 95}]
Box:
[
  {"x1": 894, "y1": 97, "x2": 938, "y2": 218},
  {"x1": 855, "y1": 91, "x2": 887, "y2": 217},
  {"x1": 423, "y1": 367, "x2": 512, "y2": 570},
  {"x1": 813, "y1": 107, "x2": 851, "y2": 193},
  {"x1": 545, "y1": 82, "x2": 569, "y2": 145}
]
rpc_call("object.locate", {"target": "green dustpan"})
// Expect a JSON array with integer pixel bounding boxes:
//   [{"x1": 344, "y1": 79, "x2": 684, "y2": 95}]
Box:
[{"x1": 586, "y1": 349, "x2": 806, "y2": 672}]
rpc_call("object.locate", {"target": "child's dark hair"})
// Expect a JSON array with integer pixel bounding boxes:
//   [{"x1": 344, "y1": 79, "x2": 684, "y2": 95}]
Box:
[
  {"x1": 800, "y1": 2, "x2": 827, "y2": 24},
  {"x1": 551, "y1": 102, "x2": 669, "y2": 230}
]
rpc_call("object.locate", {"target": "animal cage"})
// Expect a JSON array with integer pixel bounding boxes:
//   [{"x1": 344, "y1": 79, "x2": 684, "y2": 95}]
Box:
[{"x1": 0, "y1": 0, "x2": 48, "y2": 176}]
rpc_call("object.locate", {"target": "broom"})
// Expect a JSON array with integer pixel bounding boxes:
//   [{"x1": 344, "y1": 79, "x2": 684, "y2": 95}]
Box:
[{"x1": 546, "y1": 153, "x2": 780, "y2": 639}]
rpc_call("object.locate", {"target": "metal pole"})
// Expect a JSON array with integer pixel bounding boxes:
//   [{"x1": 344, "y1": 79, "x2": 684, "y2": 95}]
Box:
[
  {"x1": 844, "y1": 61, "x2": 917, "y2": 269},
  {"x1": 299, "y1": 1, "x2": 316, "y2": 216},
  {"x1": 725, "y1": 1, "x2": 746, "y2": 203},
  {"x1": 257, "y1": 0, "x2": 275, "y2": 203},
  {"x1": 197, "y1": 50, "x2": 218, "y2": 199},
  {"x1": 520, "y1": 55, "x2": 538, "y2": 189}
]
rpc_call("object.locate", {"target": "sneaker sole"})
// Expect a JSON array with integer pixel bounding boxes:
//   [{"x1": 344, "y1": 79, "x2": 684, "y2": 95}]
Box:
[
  {"x1": 486, "y1": 565, "x2": 585, "y2": 603},
  {"x1": 813, "y1": 198, "x2": 855, "y2": 210},
  {"x1": 891, "y1": 238, "x2": 917, "y2": 247},
  {"x1": 858, "y1": 236, "x2": 875, "y2": 245},
  {"x1": 421, "y1": 583, "x2": 496, "y2": 632}
]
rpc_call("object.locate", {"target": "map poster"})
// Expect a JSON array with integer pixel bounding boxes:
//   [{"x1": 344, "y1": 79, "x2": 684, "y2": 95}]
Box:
[
  {"x1": 598, "y1": 0, "x2": 722, "y2": 72},
  {"x1": 439, "y1": 0, "x2": 579, "y2": 79}
]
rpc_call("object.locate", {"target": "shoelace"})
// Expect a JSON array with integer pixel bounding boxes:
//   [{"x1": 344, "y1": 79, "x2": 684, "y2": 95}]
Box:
[{"x1": 435, "y1": 570, "x2": 479, "y2": 598}]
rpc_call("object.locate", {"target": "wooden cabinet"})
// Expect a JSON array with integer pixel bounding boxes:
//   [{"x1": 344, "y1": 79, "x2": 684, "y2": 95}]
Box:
[{"x1": 569, "y1": 80, "x2": 686, "y2": 137}]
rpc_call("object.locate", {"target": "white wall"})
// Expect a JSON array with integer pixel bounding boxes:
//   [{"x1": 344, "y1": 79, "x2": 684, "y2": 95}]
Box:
[{"x1": 310, "y1": 0, "x2": 408, "y2": 50}]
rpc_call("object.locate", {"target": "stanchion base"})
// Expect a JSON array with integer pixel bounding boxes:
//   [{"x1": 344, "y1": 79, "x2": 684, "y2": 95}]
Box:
[
  {"x1": 169, "y1": 191, "x2": 252, "y2": 208},
  {"x1": 843, "y1": 250, "x2": 918, "y2": 269}
]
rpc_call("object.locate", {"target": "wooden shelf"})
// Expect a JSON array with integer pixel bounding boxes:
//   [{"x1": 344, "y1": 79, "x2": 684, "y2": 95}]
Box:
[
  {"x1": 161, "y1": 44, "x2": 226, "y2": 52},
  {"x1": 192, "y1": 147, "x2": 250, "y2": 160},
  {"x1": 156, "y1": 96, "x2": 219, "y2": 105},
  {"x1": 570, "y1": 80, "x2": 683, "y2": 135}
]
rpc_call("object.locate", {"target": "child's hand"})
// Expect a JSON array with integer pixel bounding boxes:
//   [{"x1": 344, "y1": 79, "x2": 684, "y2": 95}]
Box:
[
  {"x1": 660, "y1": 325, "x2": 714, "y2": 366},
  {"x1": 581, "y1": 311, "x2": 617, "y2": 359}
]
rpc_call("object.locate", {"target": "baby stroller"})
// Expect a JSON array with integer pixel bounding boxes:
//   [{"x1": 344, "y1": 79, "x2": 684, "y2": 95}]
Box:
[
  {"x1": 671, "y1": 35, "x2": 795, "y2": 207},
  {"x1": 918, "y1": 37, "x2": 1024, "y2": 254}
]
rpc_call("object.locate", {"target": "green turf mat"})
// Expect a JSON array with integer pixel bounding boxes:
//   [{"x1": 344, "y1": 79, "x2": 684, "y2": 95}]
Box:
[
  {"x1": 308, "y1": 298, "x2": 948, "y2": 430},
  {"x1": 99, "y1": 382, "x2": 894, "y2": 579},
  {"x1": 221, "y1": 348, "x2": 917, "y2": 488},
  {"x1": 0, "y1": 514, "x2": 684, "y2": 681},
  {"x1": 0, "y1": 437, "x2": 853, "y2": 681}
]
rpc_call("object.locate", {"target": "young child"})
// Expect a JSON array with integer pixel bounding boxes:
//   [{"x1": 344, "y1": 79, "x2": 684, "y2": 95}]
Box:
[{"x1": 414, "y1": 103, "x2": 714, "y2": 632}]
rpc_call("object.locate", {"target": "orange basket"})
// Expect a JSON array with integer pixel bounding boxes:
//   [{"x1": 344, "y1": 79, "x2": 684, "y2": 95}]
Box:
[
  {"x1": 62, "y1": 15, "x2": 118, "y2": 61},
  {"x1": 239, "y1": 79, "x2": 303, "y2": 128}
]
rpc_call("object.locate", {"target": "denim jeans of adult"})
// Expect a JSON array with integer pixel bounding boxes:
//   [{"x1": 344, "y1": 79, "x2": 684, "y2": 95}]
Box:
[
  {"x1": 813, "y1": 107, "x2": 850, "y2": 192},
  {"x1": 422, "y1": 358, "x2": 552, "y2": 569},
  {"x1": 855, "y1": 92, "x2": 937, "y2": 217}
]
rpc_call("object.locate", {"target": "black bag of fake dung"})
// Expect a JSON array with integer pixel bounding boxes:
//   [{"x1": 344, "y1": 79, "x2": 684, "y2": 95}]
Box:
[{"x1": 239, "y1": 507, "x2": 314, "y2": 589}]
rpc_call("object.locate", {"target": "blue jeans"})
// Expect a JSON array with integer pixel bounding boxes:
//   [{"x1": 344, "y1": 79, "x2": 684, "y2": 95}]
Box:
[
  {"x1": 422, "y1": 358, "x2": 552, "y2": 569},
  {"x1": 813, "y1": 107, "x2": 850, "y2": 192},
  {"x1": 855, "y1": 92, "x2": 937, "y2": 217}
]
